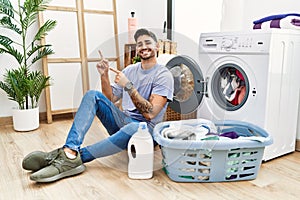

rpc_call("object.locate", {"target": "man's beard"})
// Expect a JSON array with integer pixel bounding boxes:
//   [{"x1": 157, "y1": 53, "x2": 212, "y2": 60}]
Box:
[{"x1": 139, "y1": 51, "x2": 155, "y2": 60}]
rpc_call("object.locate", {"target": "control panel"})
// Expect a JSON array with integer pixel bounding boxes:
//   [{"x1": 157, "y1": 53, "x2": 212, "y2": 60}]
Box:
[{"x1": 199, "y1": 32, "x2": 271, "y2": 53}]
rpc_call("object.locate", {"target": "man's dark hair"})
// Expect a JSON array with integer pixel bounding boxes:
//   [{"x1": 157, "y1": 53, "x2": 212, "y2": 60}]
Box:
[{"x1": 134, "y1": 28, "x2": 158, "y2": 43}]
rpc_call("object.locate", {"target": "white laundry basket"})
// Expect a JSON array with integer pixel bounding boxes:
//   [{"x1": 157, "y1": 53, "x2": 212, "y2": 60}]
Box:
[{"x1": 153, "y1": 119, "x2": 273, "y2": 182}]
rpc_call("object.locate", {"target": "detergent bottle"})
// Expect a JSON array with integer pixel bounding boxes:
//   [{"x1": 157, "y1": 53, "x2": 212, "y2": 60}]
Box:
[
  {"x1": 128, "y1": 122, "x2": 154, "y2": 179},
  {"x1": 128, "y1": 11, "x2": 138, "y2": 43}
]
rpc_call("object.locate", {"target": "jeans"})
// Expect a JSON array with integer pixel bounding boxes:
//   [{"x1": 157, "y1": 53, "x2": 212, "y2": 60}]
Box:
[{"x1": 64, "y1": 90, "x2": 142, "y2": 163}]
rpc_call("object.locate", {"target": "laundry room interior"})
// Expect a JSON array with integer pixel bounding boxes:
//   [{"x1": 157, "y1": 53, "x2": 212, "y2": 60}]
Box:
[{"x1": 0, "y1": 0, "x2": 300, "y2": 199}]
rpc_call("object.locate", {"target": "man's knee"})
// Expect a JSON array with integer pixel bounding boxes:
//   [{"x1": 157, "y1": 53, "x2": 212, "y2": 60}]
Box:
[
  {"x1": 83, "y1": 90, "x2": 104, "y2": 101},
  {"x1": 120, "y1": 122, "x2": 140, "y2": 137}
]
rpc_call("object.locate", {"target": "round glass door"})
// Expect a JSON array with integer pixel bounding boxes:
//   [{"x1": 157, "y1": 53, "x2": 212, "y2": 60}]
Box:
[
  {"x1": 166, "y1": 55, "x2": 204, "y2": 114},
  {"x1": 210, "y1": 63, "x2": 249, "y2": 111}
]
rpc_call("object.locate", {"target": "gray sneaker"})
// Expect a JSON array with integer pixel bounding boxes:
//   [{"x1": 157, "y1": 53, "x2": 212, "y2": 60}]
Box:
[
  {"x1": 30, "y1": 148, "x2": 86, "y2": 182},
  {"x1": 22, "y1": 148, "x2": 60, "y2": 172}
]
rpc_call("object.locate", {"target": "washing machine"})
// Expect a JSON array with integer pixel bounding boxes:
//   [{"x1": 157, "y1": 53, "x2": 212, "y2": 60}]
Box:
[{"x1": 165, "y1": 30, "x2": 300, "y2": 161}]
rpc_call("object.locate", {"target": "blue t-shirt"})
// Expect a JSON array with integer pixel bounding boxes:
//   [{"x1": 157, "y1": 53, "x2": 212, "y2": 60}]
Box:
[{"x1": 111, "y1": 62, "x2": 174, "y2": 128}]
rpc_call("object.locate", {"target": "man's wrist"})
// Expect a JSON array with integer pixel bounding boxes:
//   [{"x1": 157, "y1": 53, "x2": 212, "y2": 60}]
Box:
[
  {"x1": 124, "y1": 81, "x2": 133, "y2": 92},
  {"x1": 100, "y1": 71, "x2": 108, "y2": 76}
]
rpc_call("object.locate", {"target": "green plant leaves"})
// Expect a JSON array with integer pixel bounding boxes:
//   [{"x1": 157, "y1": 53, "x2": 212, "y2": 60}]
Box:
[
  {"x1": 0, "y1": 35, "x2": 13, "y2": 46},
  {"x1": 0, "y1": 67, "x2": 28, "y2": 109},
  {"x1": 0, "y1": 16, "x2": 22, "y2": 34},
  {"x1": 31, "y1": 47, "x2": 54, "y2": 64},
  {"x1": 0, "y1": 0, "x2": 14, "y2": 17},
  {"x1": 27, "y1": 70, "x2": 51, "y2": 108},
  {"x1": 0, "y1": 36, "x2": 23, "y2": 64},
  {"x1": 22, "y1": 0, "x2": 50, "y2": 30},
  {"x1": 0, "y1": 0, "x2": 56, "y2": 109},
  {"x1": 34, "y1": 19, "x2": 57, "y2": 41},
  {"x1": 0, "y1": 67, "x2": 51, "y2": 109}
]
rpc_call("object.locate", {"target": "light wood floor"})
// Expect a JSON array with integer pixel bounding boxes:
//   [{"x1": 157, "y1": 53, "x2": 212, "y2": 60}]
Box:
[{"x1": 1, "y1": 118, "x2": 300, "y2": 200}]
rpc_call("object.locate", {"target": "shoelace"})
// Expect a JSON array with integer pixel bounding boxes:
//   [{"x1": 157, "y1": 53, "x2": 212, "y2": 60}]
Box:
[
  {"x1": 52, "y1": 158, "x2": 66, "y2": 172},
  {"x1": 45, "y1": 150, "x2": 60, "y2": 164}
]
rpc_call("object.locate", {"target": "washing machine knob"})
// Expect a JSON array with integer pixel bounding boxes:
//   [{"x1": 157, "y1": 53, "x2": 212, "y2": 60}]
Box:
[{"x1": 222, "y1": 39, "x2": 234, "y2": 49}]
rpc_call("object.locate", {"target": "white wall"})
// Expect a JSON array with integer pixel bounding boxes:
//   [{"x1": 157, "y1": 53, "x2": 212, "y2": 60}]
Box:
[
  {"x1": 0, "y1": 0, "x2": 166, "y2": 117},
  {"x1": 172, "y1": 0, "x2": 223, "y2": 64},
  {"x1": 173, "y1": 0, "x2": 223, "y2": 43}
]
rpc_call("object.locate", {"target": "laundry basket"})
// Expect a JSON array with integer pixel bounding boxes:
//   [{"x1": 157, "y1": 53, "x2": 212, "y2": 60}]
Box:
[{"x1": 153, "y1": 119, "x2": 273, "y2": 182}]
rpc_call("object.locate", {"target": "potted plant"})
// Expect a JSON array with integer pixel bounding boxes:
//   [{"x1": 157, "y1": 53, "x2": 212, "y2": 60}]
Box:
[
  {"x1": 0, "y1": 0, "x2": 56, "y2": 131},
  {"x1": 132, "y1": 55, "x2": 141, "y2": 64}
]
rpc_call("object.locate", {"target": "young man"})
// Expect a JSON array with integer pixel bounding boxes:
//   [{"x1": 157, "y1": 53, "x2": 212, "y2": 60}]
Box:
[{"x1": 22, "y1": 28, "x2": 174, "y2": 182}]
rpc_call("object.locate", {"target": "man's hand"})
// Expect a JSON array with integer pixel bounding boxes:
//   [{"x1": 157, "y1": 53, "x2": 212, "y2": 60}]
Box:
[
  {"x1": 109, "y1": 67, "x2": 130, "y2": 88},
  {"x1": 96, "y1": 50, "x2": 109, "y2": 75}
]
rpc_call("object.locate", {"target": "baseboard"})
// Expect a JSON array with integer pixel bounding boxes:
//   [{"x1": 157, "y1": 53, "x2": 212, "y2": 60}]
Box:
[
  {"x1": 0, "y1": 116, "x2": 13, "y2": 127},
  {"x1": 0, "y1": 112, "x2": 74, "y2": 126},
  {"x1": 296, "y1": 139, "x2": 300, "y2": 152}
]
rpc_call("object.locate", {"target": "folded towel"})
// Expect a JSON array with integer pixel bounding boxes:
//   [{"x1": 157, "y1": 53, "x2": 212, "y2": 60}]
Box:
[
  {"x1": 253, "y1": 13, "x2": 300, "y2": 24},
  {"x1": 253, "y1": 16, "x2": 300, "y2": 30}
]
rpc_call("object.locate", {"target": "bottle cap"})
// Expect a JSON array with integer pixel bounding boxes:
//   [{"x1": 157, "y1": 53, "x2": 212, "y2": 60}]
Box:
[
  {"x1": 139, "y1": 122, "x2": 147, "y2": 130},
  {"x1": 131, "y1": 12, "x2": 135, "y2": 18}
]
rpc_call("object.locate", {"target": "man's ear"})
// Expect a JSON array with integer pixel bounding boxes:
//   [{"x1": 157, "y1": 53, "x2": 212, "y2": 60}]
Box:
[{"x1": 155, "y1": 42, "x2": 160, "y2": 51}]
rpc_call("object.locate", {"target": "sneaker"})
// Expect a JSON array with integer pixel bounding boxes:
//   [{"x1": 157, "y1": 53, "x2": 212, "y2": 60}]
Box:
[
  {"x1": 22, "y1": 148, "x2": 60, "y2": 172},
  {"x1": 30, "y1": 148, "x2": 86, "y2": 182}
]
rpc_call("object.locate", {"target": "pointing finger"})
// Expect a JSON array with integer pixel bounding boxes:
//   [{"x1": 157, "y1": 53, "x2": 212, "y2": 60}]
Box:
[
  {"x1": 109, "y1": 67, "x2": 120, "y2": 73},
  {"x1": 98, "y1": 50, "x2": 103, "y2": 60}
]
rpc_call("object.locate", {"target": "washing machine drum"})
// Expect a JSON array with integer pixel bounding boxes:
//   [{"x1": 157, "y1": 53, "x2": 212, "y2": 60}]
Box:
[{"x1": 166, "y1": 55, "x2": 204, "y2": 114}]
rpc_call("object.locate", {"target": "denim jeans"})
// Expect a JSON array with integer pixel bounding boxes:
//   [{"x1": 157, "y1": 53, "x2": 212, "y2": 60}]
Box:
[{"x1": 64, "y1": 90, "x2": 143, "y2": 163}]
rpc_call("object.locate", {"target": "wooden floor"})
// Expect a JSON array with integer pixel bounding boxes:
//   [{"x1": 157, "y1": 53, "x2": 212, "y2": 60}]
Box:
[{"x1": 1, "y1": 118, "x2": 300, "y2": 200}]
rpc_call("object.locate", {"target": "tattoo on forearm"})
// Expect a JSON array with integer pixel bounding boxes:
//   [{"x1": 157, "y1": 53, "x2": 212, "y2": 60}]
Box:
[{"x1": 129, "y1": 88, "x2": 153, "y2": 114}]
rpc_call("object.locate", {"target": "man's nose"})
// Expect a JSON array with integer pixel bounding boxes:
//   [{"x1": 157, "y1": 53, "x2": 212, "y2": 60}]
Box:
[{"x1": 140, "y1": 42, "x2": 148, "y2": 49}]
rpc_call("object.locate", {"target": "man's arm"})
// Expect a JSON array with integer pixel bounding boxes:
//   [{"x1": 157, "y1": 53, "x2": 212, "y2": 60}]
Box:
[
  {"x1": 97, "y1": 50, "x2": 120, "y2": 103},
  {"x1": 101, "y1": 73, "x2": 112, "y2": 99},
  {"x1": 127, "y1": 88, "x2": 167, "y2": 120},
  {"x1": 110, "y1": 67, "x2": 168, "y2": 120}
]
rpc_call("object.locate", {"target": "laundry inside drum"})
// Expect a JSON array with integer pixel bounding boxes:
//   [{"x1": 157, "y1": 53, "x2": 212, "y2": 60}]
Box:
[
  {"x1": 169, "y1": 64, "x2": 194, "y2": 102},
  {"x1": 212, "y1": 65, "x2": 249, "y2": 111}
]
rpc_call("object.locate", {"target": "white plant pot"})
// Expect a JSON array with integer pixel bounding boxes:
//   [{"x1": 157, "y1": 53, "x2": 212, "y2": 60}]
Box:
[{"x1": 12, "y1": 107, "x2": 39, "y2": 131}]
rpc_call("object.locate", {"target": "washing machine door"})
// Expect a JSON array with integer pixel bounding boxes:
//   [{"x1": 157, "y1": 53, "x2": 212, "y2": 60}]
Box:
[
  {"x1": 165, "y1": 55, "x2": 204, "y2": 114},
  {"x1": 208, "y1": 62, "x2": 251, "y2": 112}
]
